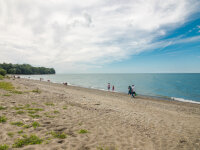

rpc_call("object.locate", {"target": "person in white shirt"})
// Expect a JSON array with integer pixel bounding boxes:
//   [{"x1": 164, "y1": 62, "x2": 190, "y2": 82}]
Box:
[{"x1": 131, "y1": 85, "x2": 136, "y2": 97}]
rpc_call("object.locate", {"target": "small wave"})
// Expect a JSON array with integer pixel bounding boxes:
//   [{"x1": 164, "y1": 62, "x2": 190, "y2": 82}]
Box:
[{"x1": 171, "y1": 97, "x2": 200, "y2": 104}]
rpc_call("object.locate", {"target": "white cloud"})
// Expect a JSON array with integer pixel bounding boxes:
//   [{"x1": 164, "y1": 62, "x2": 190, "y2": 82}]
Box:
[{"x1": 0, "y1": 0, "x2": 200, "y2": 73}]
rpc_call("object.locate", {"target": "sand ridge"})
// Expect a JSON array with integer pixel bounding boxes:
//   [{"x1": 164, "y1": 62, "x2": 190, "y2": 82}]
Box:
[{"x1": 0, "y1": 78, "x2": 200, "y2": 150}]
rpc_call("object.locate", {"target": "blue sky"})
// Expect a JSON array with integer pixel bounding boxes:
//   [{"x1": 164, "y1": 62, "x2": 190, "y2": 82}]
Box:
[
  {"x1": 93, "y1": 16, "x2": 200, "y2": 73},
  {"x1": 0, "y1": 0, "x2": 200, "y2": 73}
]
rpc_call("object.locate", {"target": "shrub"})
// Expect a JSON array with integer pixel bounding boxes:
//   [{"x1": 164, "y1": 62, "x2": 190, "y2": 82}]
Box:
[
  {"x1": 12, "y1": 135, "x2": 43, "y2": 148},
  {"x1": 0, "y1": 144, "x2": 9, "y2": 150},
  {"x1": 32, "y1": 121, "x2": 40, "y2": 129},
  {"x1": 0, "y1": 68, "x2": 6, "y2": 76},
  {"x1": 51, "y1": 131, "x2": 66, "y2": 139},
  {"x1": 0, "y1": 116, "x2": 7, "y2": 123}
]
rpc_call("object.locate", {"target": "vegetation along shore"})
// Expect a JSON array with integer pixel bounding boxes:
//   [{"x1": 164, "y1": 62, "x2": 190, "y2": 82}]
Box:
[{"x1": 0, "y1": 63, "x2": 55, "y2": 75}]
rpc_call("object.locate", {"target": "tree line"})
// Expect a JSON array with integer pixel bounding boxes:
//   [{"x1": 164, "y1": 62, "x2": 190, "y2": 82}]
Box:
[{"x1": 0, "y1": 63, "x2": 56, "y2": 75}]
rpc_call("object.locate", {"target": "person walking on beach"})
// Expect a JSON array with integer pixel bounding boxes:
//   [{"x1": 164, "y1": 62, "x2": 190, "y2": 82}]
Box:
[
  {"x1": 108, "y1": 83, "x2": 110, "y2": 91},
  {"x1": 128, "y1": 85, "x2": 132, "y2": 95},
  {"x1": 132, "y1": 85, "x2": 136, "y2": 97},
  {"x1": 112, "y1": 85, "x2": 115, "y2": 91}
]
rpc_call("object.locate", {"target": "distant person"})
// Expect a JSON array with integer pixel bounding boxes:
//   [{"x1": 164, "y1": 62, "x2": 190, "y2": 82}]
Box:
[
  {"x1": 132, "y1": 85, "x2": 136, "y2": 97},
  {"x1": 128, "y1": 85, "x2": 132, "y2": 95},
  {"x1": 108, "y1": 83, "x2": 110, "y2": 90},
  {"x1": 112, "y1": 85, "x2": 115, "y2": 91}
]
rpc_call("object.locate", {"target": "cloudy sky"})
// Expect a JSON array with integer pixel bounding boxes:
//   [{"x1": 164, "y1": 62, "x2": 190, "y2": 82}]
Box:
[{"x1": 0, "y1": 0, "x2": 200, "y2": 73}]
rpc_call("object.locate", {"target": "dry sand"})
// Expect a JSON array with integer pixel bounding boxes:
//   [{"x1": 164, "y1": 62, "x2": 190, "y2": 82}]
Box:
[{"x1": 0, "y1": 78, "x2": 200, "y2": 150}]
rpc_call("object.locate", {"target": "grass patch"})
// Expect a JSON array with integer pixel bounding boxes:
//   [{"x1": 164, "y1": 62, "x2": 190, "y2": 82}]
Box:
[
  {"x1": 13, "y1": 106, "x2": 24, "y2": 110},
  {"x1": 79, "y1": 129, "x2": 88, "y2": 134},
  {"x1": 7, "y1": 132, "x2": 14, "y2": 137},
  {"x1": 0, "y1": 144, "x2": 9, "y2": 150},
  {"x1": 32, "y1": 88, "x2": 41, "y2": 94},
  {"x1": 18, "y1": 130, "x2": 24, "y2": 134},
  {"x1": 53, "y1": 110, "x2": 59, "y2": 114},
  {"x1": 0, "y1": 82, "x2": 23, "y2": 94},
  {"x1": 28, "y1": 110, "x2": 37, "y2": 114},
  {"x1": 16, "y1": 111, "x2": 25, "y2": 114},
  {"x1": 3, "y1": 94, "x2": 11, "y2": 96},
  {"x1": 32, "y1": 121, "x2": 40, "y2": 129},
  {"x1": 0, "y1": 82, "x2": 14, "y2": 91},
  {"x1": 63, "y1": 106, "x2": 67, "y2": 109},
  {"x1": 12, "y1": 135, "x2": 43, "y2": 148},
  {"x1": 25, "y1": 104, "x2": 30, "y2": 108},
  {"x1": 0, "y1": 106, "x2": 6, "y2": 110},
  {"x1": 0, "y1": 116, "x2": 7, "y2": 123},
  {"x1": 97, "y1": 146, "x2": 117, "y2": 150},
  {"x1": 13, "y1": 105, "x2": 44, "y2": 112},
  {"x1": 23, "y1": 124, "x2": 31, "y2": 128},
  {"x1": 0, "y1": 75, "x2": 4, "y2": 80},
  {"x1": 11, "y1": 121, "x2": 24, "y2": 127},
  {"x1": 29, "y1": 114, "x2": 40, "y2": 118},
  {"x1": 26, "y1": 108, "x2": 44, "y2": 111},
  {"x1": 44, "y1": 112, "x2": 55, "y2": 118},
  {"x1": 45, "y1": 102, "x2": 54, "y2": 106},
  {"x1": 51, "y1": 131, "x2": 66, "y2": 139},
  {"x1": 11, "y1": 90, "x2": 23, "y2": 94}
]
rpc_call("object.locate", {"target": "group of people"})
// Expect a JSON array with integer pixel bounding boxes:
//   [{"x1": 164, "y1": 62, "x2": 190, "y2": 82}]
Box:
[
  {"x1": 107, "y1": 83, "x2": 136, "y2": 98},
  {"x1": 128, "y1": 85, "x2": 136, "y2": 98},
  {"x1": 107, "y1": 83, "x2": 115, "y2": 91}
]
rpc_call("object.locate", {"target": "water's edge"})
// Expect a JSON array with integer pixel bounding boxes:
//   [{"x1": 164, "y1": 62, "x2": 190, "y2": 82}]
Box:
[{"x1": 20, "y1": 76, "x2": 200, "y2": 105}]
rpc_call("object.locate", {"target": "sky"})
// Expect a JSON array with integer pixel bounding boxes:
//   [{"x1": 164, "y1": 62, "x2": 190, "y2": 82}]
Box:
[{"x1": 0, "y1": 0, "x2": 200, "y2": 73}]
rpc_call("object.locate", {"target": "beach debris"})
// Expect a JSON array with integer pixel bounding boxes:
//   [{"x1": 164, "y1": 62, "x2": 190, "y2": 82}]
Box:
[
  {"x1": 55, "y1": 127, "x2": 67, "y2": 132},
  {"x1": 94, "y1": 103, "x2": 100, "y2": 105},
  {"x1": 22, "y1": 118, "x2": 30, "y2": 122},
  {"x1": 57, "y1": 140, "x2": 64, "y2": 144}
]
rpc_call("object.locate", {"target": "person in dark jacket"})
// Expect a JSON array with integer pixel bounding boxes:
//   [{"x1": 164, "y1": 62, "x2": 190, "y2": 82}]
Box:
[{"x1": 128, "y1": 85, "x2": 132, "y2": 95}]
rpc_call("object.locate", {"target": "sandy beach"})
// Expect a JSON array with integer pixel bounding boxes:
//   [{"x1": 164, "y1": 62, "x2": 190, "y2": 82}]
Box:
[{"x1": 0, "y1": 78, "x2": 200, "y2": 150}]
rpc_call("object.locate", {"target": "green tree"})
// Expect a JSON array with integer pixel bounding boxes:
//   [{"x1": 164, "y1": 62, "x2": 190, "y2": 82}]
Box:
[
  {"x1": 0, "y1": 63, "x2": 55, "y2": 75},
  {"x1": 0, "y1": 68, "x2": 6, "y2": 76}
]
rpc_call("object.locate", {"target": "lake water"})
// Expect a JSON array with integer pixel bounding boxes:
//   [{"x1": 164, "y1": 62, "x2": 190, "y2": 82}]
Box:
[{"x1": 21, "y1": 73, "x2": 200, "y2": 104}]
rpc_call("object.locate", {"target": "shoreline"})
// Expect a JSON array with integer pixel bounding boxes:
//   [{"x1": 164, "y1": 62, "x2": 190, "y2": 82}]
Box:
[{"x1": 20, "y1": 76, "x2": 200, "y2": 105}]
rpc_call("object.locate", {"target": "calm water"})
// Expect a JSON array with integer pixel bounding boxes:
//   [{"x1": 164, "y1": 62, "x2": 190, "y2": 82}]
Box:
[{"x1": 21, "y1": 73, "x2": 200, "y2": 103}]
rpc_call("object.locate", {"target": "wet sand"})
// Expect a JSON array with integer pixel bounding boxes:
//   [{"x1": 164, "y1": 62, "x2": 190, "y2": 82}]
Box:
[{"x1": 0, "y1": 78, "x2": 200, "y2": 150}]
